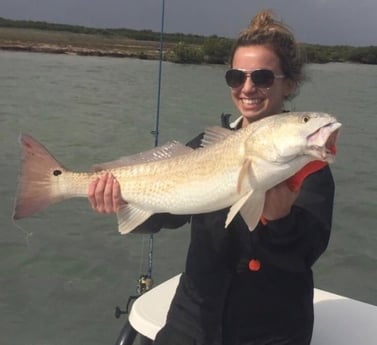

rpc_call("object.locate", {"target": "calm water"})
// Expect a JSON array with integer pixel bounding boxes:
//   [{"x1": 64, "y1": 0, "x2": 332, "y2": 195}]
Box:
[{"x1": 0, "y1": 51, "x2": 376, "y2": 345}]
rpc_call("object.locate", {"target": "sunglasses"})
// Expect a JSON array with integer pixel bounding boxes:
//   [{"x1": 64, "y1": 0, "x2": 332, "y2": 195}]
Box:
[{"x1": 225, "y1": 69, "x2": 285, "y2": 89}]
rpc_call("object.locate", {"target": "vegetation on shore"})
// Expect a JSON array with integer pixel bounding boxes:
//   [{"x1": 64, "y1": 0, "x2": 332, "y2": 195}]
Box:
[{"x1": 0, "y1": 17, "x2": 376, "y2": 65}]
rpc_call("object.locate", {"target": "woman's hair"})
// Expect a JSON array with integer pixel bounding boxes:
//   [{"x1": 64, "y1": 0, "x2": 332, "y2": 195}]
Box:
[{"x1": 229, "y1": 10, "x2": 306, "y2": 97}]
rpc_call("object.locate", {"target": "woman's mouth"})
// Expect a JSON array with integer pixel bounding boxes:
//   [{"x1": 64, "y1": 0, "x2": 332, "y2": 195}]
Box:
[{"x1": 241, "y1": 98, "x2": 262, "y2": 105}]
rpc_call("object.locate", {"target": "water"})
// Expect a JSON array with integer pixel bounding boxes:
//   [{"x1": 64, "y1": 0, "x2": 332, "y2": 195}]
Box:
[{"x1": 0, "y1": 51, "x2": 376, "y2": 345}]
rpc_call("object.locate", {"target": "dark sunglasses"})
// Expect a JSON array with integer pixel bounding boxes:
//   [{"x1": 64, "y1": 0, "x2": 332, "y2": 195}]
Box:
[{"x1": 225, "y1": 69, "x2": 285, "y2": 89}]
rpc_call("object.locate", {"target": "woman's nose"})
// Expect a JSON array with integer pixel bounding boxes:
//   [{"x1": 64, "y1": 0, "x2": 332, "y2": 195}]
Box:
[{"x1": 242, "y1": 75, "x2": 257, "y2": 92}]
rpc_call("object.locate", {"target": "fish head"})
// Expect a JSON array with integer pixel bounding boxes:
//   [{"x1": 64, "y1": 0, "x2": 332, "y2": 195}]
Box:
[{"x1": 244, "y1": 112, "x2": 342, "y2": 164}]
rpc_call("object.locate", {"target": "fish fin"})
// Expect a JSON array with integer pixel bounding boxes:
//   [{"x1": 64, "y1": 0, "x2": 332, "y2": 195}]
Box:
[
  {"x1": 201, "y1": 126, "x2": 234, "y2": 147},
  {"x1": 225, "y1": 190, "x2": 265, "y2": 231},
  {"x1": 117, "y1": 204, "x2": 154, "y2": 234},
  {"x1": 239, "y1": 192, "x2": 265, "y2": 231},
  {"x1": 237, "y1": 159, "x2": 252, "y2": 194},
  {"x1": 93, "y1": 140, "x2": 192, "y2": 171},
  {"x1": 13, "y1": 134, "x2": 67, "y2": 219},
  {"x1": 225, "y1": 190, "x2": 254, "y2": 228}
]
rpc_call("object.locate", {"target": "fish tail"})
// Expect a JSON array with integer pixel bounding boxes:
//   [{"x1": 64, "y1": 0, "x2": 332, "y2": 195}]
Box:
[{"x1": 13, "y1": 134, "x2": 68, "y2": 220}]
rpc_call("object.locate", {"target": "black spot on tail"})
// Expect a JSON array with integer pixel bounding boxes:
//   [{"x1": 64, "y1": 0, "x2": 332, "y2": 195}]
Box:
[{"x1": 53, "y1": 170, "x2": 62, "y2": 176}]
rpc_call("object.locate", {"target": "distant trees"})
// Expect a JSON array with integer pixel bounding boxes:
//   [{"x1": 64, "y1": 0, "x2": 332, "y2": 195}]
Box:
[
  {"x1": 303, "y1": 44, "x2": 377, "y2": 64},
  {"x1": 169, "y1": 42, "x2": 204, "y2": 64},
  {"x1": 0, "y1": 17, "x2": 376, "y2": 65},
  {"x1": 348, "y1": 46, "x2": 377, "y2": 64},
  {"x1": 169, "y1": 36, "x2": 233, "y2": 64},
  {"x1": 202, "y1": 36, "x2": 233, "y2": 64}
]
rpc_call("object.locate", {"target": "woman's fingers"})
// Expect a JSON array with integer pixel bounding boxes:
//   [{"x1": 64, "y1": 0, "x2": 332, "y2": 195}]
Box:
[{"x1": 88, "y1": 173, "x2": 123, "y2": 213}]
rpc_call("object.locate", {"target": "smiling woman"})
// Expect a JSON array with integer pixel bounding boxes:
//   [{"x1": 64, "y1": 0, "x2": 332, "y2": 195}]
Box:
[
  {"x1": 1, "y1": 1, "x2": 377, "y2": 344},
  {"x1": 84, "y1": 9, "x2": 340, "y2": 345}
]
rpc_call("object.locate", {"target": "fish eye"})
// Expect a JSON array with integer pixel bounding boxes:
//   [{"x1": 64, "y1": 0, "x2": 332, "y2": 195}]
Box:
[
  {"x1": 53, "y1": 169, "x2": 62, "y2": 176},
  {"x1": 302, "y1": 115, "x2": 310, "y2": 123}
]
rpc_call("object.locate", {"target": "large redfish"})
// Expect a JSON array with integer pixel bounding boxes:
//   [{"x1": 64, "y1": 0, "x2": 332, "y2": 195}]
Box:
[{"x1": 13, "y1": 112, "x2": 341, "y2": 234}]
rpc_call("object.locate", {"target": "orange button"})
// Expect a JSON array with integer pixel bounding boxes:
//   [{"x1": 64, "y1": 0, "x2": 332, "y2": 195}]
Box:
[
  {"x1": 248, "y1": 259, "x2": 261, "y2": 272},
  {"x1": 260, "y1": 216, "x2": 268, "y2": 225}
]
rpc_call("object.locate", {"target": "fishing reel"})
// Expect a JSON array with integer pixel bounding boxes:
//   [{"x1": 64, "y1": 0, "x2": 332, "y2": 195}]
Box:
[
  {"x1": 114, "y1": 274, "x2": 154, "y2": 318},
  {"x1": 136, "y1": 274, "x2": 153, "y2": 295}
]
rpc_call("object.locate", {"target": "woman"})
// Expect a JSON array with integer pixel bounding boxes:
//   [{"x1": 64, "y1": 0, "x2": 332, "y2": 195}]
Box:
[{"x1": 89, "y1": 10, "x2": 334, "y2": 345}]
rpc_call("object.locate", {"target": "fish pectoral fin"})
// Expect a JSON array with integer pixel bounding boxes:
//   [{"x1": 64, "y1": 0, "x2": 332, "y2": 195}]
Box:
[
  {"x1": 117, "y1": 204, "x2": 153, "y2": 234},
  {"x1": 225, "y1": 190, "x2": 265, "y2": 231},
  {"x1": 225, "y1": 190, "x2": 254, "y2": 228},
  {"x1": 93, "y1": 141, "x2": 192, "y2": 171},
  {"x1": 239, "y1": 192, "x2": 265, "y2": 232},
  {"x1": 237, "y1": 159, "x2": 252, "y2": 194}
]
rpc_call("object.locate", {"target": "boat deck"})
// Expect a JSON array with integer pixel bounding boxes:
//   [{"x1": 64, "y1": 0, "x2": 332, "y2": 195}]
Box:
[{"x1": 128, "y1": 274, "x2": 377, "y2": 344}]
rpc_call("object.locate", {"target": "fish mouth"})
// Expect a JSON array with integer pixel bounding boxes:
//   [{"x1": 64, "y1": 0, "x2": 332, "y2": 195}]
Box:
[{"x1": 306, "y1": 121, "x2": 342, "y2": 161}]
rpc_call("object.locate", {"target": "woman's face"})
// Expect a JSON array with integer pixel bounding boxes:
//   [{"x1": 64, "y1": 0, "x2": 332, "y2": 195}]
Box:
[{"x1": 229, "y1": 45, "x2": 295, "y2": 127}]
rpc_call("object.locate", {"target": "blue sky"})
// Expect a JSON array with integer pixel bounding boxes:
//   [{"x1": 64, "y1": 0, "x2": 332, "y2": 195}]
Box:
[{"x1": 1, "y1": 0, "x2": 376, "y2": 46}]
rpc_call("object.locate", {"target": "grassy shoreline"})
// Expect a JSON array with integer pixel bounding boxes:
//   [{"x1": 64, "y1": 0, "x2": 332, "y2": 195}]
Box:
[
  {"x1": 1, "y1": 23, "x2": 376, "y2": 64},
  {"x1": 0, "y1": 27, "x2": 177, "y2": 60}
]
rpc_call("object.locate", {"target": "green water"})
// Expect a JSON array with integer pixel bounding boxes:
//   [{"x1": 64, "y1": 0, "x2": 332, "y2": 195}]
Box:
[{"x1": 0, "y1": 51, "x2": 376, "y2": 345}]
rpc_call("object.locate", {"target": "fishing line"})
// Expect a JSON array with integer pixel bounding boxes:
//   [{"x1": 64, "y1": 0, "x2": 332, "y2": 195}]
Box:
[{"x1": 12, "y1": 220, "x2": 33, "y2": 247}]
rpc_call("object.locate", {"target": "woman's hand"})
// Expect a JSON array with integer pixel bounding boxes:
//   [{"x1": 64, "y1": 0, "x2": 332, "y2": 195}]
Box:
[
  {"x1": 88, "y1": 172, "x2": 126, "y2": 213},
  {"x1": 262, "y1": 182, "x2": 299, "y2": 221},
  {"x1": 263, "y1": 161, "x2": 327, "y2": 221}
]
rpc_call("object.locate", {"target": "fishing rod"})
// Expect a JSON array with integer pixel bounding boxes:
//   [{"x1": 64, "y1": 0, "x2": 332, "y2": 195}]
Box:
[
  {"x1": 114, "y1": 2, "x2": 165, "y2": 344},
  {"x1": 145, "y1": 0, "x2": 166, "y2": 292}
]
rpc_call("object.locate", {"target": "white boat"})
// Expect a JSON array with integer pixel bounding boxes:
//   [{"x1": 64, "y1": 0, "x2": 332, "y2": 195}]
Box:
[
  {"x1": 114, "y1": 274, "x2": 377, "y2": 344},
  {"x1": 110, "y1": 107, "x2": 375, "y2": 344}
]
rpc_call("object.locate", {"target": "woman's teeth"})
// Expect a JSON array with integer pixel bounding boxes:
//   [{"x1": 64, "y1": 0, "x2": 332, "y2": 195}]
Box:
[{"x1": 242, "y1": 98, "x2": 261, "y2": 105}]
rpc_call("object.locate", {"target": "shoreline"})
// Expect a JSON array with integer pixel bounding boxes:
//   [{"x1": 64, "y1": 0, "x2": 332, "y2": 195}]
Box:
[
  {"x1": 0, "y1": 27, "x2": 173, "y2": 60},
  {"x1": 0, "y1": 42, "x2": 162, "y2": 59},
  {"x1": 1, "y1": 27, "x2": 375, "y2": 65}
]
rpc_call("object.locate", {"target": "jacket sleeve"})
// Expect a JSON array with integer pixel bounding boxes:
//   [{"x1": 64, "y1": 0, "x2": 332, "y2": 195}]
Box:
[{"x1": 253, "y1": 165, "x2": 335, "y2": 271}]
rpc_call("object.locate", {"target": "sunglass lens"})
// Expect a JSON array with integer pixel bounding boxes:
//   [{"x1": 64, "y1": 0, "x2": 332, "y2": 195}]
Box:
[
  {"x1": 225, "y1": 69, "x2": 277, "y2": 88},
  {"x1": 225, "y1": 69, "x2": 246, "y2": 88},
  {"x1": 251, "y1": 69, "x2": 274, "y2": 88}
]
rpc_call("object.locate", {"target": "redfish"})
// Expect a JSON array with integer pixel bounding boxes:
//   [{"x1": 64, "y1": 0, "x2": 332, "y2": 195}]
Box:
[{"x1": 13, "y1": 112, "x2": 341, "y2": 234}]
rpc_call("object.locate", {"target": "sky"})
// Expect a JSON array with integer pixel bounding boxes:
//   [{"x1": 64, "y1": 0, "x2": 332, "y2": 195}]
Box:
[{"x1": 0, "y1": 0, "x2": 376, "y2": 46}]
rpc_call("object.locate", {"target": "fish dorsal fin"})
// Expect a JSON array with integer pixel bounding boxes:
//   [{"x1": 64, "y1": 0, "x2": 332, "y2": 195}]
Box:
[
  {"x1": 93, "y1": 140, "x2": 192, "y2": 171},
  {"x1": 117, "y1": 204, "x2": 154, "y2": 234},
  {"x1": 201, "y1": 126, "x2": 234, "y2": 147}
]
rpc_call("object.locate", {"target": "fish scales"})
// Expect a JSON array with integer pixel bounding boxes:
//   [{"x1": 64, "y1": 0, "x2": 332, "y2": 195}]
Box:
[{"x1": 118, "y1": 137, "x2": 245, "y2": 212}]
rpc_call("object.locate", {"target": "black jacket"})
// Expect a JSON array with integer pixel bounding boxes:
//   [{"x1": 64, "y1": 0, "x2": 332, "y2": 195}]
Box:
[{"x1": 148, "y1": 115, "x2": 334, "y2": 345}]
